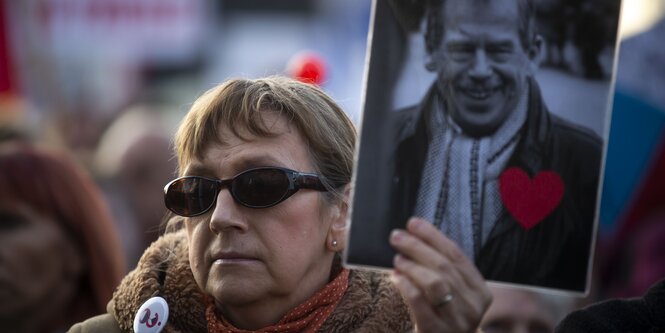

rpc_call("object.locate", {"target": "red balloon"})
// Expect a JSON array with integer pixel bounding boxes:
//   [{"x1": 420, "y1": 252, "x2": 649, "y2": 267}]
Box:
[{"x1": 287, "y1": 51, "x2": 327, "y2": 85}]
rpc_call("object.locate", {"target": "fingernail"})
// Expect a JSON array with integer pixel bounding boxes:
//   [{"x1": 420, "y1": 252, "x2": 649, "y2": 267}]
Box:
[
  {"x1": 394, "y1": 254, "x2": 403, "y2": 266},
  {"x1": 390, "y1": 230, "x2": 404, "y2": 243},
  {"x1": 390, "y1": 271, "x2": 402, "y2": 285},
  {"x1": 408, "y1": 217, "x2": 424, "y2": 230}
]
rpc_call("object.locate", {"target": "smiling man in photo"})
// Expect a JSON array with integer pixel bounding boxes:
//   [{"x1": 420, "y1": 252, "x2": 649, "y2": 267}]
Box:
[{"x1": 389, "y1": 0, "x2": 603, "y2": 291}]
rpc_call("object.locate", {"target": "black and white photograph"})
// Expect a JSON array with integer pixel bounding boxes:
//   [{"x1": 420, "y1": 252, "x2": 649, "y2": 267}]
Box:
[{"x1": 346, "y1": 0, "x2": 622, "y2": 293}]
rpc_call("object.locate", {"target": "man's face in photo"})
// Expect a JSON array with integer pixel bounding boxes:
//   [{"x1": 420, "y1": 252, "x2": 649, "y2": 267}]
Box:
[{"x1": 430, "y1": 0, "x2": 540, "y2": 136}]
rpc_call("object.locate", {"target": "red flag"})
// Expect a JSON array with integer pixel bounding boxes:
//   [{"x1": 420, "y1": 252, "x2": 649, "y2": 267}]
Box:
[{"x1": 0, "y1": 0, "x2": 17, "y2": 96}]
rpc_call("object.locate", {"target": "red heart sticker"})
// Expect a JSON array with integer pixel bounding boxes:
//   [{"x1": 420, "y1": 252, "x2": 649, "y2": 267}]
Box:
[{"x1": 499, "y1": 167, "x2": 564, "y2": 229}]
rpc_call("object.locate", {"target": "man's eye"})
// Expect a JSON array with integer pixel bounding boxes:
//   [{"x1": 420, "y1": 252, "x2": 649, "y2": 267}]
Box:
[
  {"x1": 446, "y1": 45, "x2": 474, "y2": 60},
  {"x1": 488, "y1": 47, "x2": 511, "y2": 54},
  {"x1": 486, "y1": 45, "x2": 513, "y2": 60},
  {"x1": 447, "y1": 44, "x2": 473, "y2": 52}
]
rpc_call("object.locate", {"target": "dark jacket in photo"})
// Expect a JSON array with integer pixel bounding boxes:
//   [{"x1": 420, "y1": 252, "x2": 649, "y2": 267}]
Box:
[{"x1": 389, "y1": 77, "x2": 602, "y2": 292}]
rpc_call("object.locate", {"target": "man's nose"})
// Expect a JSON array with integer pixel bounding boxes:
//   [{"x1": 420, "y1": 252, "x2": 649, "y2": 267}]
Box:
[{"x1": 468, "y1": 49, "x2": 492, "y2": 79}]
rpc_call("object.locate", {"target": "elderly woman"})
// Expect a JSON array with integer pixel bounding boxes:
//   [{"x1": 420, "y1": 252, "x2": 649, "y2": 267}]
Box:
[{"x1": 69, "y1": 76, "x2": 491, "y2": 332}]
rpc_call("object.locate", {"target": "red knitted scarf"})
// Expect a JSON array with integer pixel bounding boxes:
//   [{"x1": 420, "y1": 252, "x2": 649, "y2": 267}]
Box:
[{"x1": 206, "y1": 269, "x2": 349, "y2": 333}]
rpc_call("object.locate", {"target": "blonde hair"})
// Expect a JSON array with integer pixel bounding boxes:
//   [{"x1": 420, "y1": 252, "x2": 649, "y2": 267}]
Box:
[{"x1": 174, "y1": 76, "x2": 356, "y2": 199}]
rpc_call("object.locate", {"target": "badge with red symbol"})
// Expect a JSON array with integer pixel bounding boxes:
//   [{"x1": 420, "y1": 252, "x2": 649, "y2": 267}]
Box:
[{"x1": 133, "y1": 296, "x2": 169, "y2": 333}]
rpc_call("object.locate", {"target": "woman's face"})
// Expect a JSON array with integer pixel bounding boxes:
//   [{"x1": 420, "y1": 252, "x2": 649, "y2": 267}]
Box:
[
  {"x1": 0, "y1": 203, "x2": 82, "y2": 316},
  {"x1": 184, "y1": 113, "x2": 343, "y2": 320}
]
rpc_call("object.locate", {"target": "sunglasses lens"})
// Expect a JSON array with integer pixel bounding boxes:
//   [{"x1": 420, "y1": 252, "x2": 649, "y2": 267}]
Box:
[
  {"x1": 233, "y1": 169, "x2": 290, "y2": 207},
  {"x1": 166, "y1": 177, "x2": 218, "y2": 216}
]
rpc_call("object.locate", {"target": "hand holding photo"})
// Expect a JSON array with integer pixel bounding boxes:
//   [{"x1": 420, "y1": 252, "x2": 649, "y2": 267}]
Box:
[{"x1": 346, "y1": 0, "x2": 621, "y2": 294}]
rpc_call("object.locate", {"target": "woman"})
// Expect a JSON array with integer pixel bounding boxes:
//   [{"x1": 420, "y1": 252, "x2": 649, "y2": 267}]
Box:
[
  {"x1": 0, "y1": 141, "x2": 126, "y2": 332},
  {"x1": 69, "y1": 76, "x2": 491, "y2": 332}
]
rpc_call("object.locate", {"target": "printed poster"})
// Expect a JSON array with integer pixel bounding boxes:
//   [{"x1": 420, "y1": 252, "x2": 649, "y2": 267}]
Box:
[{"x1": 345, "y1": 0, "x2": 622, "y2": 294}]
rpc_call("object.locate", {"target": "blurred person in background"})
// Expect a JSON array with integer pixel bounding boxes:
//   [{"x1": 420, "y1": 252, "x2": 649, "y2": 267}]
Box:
[
  {"x1": 94, "y1": 105, "x2": 177, "y2": 266},
  {"x1": 478, "y1": 285, "x2": 574, "y2": 333},
  {"x1": 0, "y1": 138, "x2": 125, "y2": 333},
  {"x1": 555, "y1": 277, "x2": 665, "y2": 332}
]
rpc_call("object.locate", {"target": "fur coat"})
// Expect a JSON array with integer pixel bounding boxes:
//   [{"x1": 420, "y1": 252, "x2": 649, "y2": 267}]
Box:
[{"x1": 68, "y1": 230, "x2": 413, "y2": 332}]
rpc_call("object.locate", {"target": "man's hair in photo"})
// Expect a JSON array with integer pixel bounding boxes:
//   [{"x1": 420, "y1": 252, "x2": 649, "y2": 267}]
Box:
[{"x1": 424, "y1": 0, "x2": 537, "y2": 54}]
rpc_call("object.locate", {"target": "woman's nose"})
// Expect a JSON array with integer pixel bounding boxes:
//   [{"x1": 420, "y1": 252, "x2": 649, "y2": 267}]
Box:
[{"x1": 209, "y1": 189, "x2": 248, "y2": 234}]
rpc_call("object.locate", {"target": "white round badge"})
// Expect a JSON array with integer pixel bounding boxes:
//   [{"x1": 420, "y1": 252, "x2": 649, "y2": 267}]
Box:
[{"x1": 133, "y1": 296, "x2": 169, "y2": 333}]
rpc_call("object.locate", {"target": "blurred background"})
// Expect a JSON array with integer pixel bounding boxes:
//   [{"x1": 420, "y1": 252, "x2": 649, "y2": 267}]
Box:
[
  {"x1": 1, "y1": 0, "x2": 664, "y2": 321},
  {"x1": 1, "y1": 0, "x2": 371, "y2": 267}
]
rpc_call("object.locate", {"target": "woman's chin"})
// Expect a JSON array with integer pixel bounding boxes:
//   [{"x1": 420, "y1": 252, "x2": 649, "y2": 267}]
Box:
[{"x1": 207, "y1": 277, "x2": 267, "y2": 305}]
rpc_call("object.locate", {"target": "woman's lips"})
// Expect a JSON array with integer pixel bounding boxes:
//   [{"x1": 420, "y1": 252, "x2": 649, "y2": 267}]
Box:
[{"x1": 211, "y1": 251, "x2": 259, "y2": 265}]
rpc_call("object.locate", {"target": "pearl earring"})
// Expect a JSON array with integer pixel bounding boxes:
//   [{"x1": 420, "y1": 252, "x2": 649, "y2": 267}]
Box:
[{"x1": 332, "y1": 240, "x2": 338, "y2": 247}]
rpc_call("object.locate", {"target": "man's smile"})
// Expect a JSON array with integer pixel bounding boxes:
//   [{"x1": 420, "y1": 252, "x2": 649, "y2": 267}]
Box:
[{"x1": 457, "y1": 86, "x2": 502, "y2": 102}]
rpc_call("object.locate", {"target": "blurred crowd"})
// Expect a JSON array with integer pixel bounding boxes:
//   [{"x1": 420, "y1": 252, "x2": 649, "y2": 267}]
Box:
[{"x1": 1, "y1": 0, "x2": 664, "y2": 332}]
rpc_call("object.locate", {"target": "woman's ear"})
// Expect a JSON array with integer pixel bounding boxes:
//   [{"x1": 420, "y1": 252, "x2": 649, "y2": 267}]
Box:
[{"x1": 326, "y1": 185, "x2": 351, "y2": 252}]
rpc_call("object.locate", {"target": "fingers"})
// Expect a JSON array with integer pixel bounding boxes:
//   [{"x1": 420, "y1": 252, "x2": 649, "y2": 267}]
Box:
[
  {"x1": 390, "y1": 229, "x2": 462, "y2": 282},
  {"x1": 392, "y1": 267, "x2": 484, "y2": 333},
  {"x1": 392, "y1": 217, "x2": 487, "y2": 291},
  {"x1": 389, "y1": 217, "x2": 494, "y2": 333},
  {"x1": 391, "y1": 271, "x2": 443, "y2": 332},
  {"x1": 406, "y1": 217, "x2": 465, "y2": 262},
  {"x1": 394, "y1": 254, "x2": 486, "y2": 325},
  {"x1": 394, "y1": 254, "x2": 456, "y2": 306}
]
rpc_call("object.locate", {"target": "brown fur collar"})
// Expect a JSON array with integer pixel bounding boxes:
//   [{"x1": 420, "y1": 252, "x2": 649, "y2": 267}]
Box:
[{"x1": 108, "y1": 230, "x2": 412, "y2": 332}]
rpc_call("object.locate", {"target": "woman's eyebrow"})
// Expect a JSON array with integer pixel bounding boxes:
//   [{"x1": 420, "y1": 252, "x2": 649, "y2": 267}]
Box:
[
  {"x1": 182, "y1": 164, "x2": 214, "y2": 176},
  {"x1": 234, "y1": 155, "x2": 283, "y2": 170},
  {"x1": 184, "y1": 155, "x2": 286, "y2": 177}
]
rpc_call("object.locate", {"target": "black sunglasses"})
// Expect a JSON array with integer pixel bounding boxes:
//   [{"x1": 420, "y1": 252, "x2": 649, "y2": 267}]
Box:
[{"x1": 164, "y1": 167, "x2": 329, "y2": 217}]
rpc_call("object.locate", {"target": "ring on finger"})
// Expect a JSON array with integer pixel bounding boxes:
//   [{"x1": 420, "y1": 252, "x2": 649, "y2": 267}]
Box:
[{"x1": 433, "y1": 292, "x2": 455, "y2": 308}]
